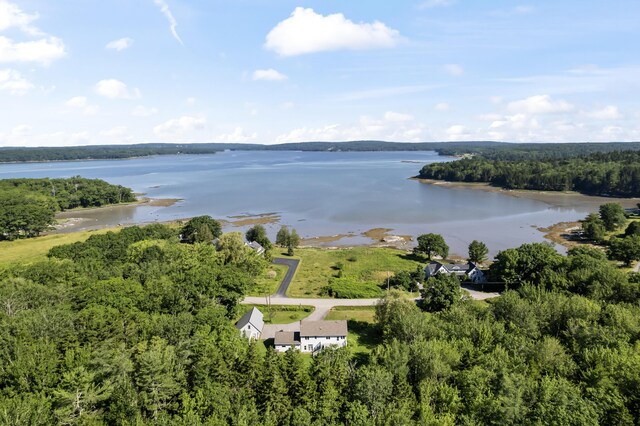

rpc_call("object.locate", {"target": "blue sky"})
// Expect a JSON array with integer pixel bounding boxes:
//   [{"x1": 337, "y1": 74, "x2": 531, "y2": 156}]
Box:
[{"x1": 1, "y1": 0, "x2": 639, "y2": 146}]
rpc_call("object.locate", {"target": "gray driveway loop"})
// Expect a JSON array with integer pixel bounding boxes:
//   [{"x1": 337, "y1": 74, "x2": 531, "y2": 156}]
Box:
[{"x1": 272, "y1": 258, "x2": 300, "y2": 297}]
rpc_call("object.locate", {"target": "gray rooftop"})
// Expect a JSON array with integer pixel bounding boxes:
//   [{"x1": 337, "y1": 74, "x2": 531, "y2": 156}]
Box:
[
  {"x1": 274, "y1": 331, "x2": 300, "y2": 346},
  {"x1": 300, "y1": 320, "x2": 348, "y2": 337},
  {"x1": 235, "y1": 307, "x2": 264, "y2": 332}
]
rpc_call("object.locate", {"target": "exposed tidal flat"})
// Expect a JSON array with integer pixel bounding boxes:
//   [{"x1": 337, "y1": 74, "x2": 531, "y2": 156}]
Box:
[{"x1": 1, "y1": 150, "x2": 634, "y2": 256}]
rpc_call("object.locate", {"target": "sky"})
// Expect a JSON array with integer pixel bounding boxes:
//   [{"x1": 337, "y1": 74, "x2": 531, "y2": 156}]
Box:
[{"x1": 0, "y1": 0, "x2": 639, "y2": 147}]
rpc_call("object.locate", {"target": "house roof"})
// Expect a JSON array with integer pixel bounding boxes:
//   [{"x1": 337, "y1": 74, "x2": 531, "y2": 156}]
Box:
[
  {"x1": 235, "y1": 307, "x2": 264, "y2": 332},
  {"x1": 247, "y1": 241, "x2": 265, "y2": 252},
  {"x1": 274, "y1": 331, "x2": 300, "y2": 346},
  {"x1": 300, "y1": 320, "x2": 348, "y2": 337},
  {"x1": 425, "y1": 261, "x2": 480, "y2": 275}
]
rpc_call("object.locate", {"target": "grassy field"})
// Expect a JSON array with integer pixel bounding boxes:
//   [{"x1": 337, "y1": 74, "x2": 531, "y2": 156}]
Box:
[
  {"x1": 250, "y1": 263, "x2": 289, "y2": 296},
  {"x1": 274, "y1": 247, "x2": 422, "y2": 298},
  {"x1": 0, "y1": 227, "x2": 119, "y2": 266},
  {"x1": 239, "y1": 304, "x2": 315, "y2": 324},
  {"x1": 326, "y1": 306, "x2": 380, "y2": 357}
]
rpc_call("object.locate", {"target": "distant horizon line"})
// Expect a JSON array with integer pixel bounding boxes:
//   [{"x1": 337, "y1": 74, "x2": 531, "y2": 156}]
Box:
[{"x1": 2, "y1": 140, "x2": 640, "y2": 149}]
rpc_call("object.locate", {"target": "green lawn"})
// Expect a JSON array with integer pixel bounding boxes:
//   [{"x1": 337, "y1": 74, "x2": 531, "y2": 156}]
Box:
[
  {"x1": 274, "y1": 247, "x2": 422, "y2": 298},
  {"x1": 0, "y1": 227, "x2": 118, "y2": 266},
  {"x1": 249, "y1": 263, "x2": 289, "y2": 296},
  {"x1": 238, "y1": 304, "x2": 314, "y2": 324},
  {"x1": 325, "y1": 306, "x2": 377, "y2": 322},
  {"x1": 326, "y1": 306, "x2": 381, "y2": 357}
]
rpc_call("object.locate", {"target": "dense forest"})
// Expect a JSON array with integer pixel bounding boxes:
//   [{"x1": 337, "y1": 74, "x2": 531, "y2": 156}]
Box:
[
  {"x1": 0, "y1": 177, "x2": 136, "y2": 240},
  {"x1": 1, "y1": 220, "x2": 640, "y2": 424},
  {"x1": 0, "y1": 144, "x2": 221, "y2": 163},
  {"x1": 419, "y1": 151, "x2": 640, "y2": 197},
  {"x1": 4, "y1": 141, "x2": 640, "y2": 163}
]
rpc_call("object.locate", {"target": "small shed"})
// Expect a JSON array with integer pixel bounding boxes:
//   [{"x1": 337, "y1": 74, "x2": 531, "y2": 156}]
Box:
[{"x1": 235, "y1": 307, "x2": 264, "y2": 340}]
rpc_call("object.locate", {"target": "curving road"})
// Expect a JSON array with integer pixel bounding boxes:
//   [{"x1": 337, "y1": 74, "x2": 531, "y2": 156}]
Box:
[
  {"x1": 272, "y1": 258, "x2": 300, "y2": 297},
  {"x1": 243, "y1": 257, "x2": 500, "y2": 330}
]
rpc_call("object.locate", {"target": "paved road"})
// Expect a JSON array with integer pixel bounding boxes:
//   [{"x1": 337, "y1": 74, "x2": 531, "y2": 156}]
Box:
[
  {"x1": 272, "y1": 258, "x2": 300, "y2": 297},
  {"x1": 245, "y1": 257, "x2": 500, "y2": 329}
]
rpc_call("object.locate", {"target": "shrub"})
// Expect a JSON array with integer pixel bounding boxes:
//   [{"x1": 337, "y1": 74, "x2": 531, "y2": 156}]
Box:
[{"x1": 326, "y1": 277, "x2": 384, "y2": 299}]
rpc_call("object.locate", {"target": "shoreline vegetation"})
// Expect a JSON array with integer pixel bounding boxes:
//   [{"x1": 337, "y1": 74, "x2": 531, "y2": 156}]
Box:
[
  {"x1": 4, "y1": 140, "x2": 640, "y2": 163},
  {"x1": 412, "y1": 178, "x2": 640, "y2": 209}
]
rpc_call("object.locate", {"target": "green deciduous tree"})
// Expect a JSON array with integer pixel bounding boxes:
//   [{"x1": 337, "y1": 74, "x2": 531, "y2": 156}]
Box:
[
  {"x1": 414, "y1": 233, "x2": 449, "y2": 260},
  {"x1": 245, "y1": 224, "x2": 272, "y2": 250},
  {"x1": 625, "y1": 221, "x2": 640, "y2": 237},
  {"x1": 421, "y1": 274, "x2": 461, "y2": 312},
  {"x1": 468, "y1": 240, "x2": 489, "y2": 264},
  {"x1": 599, "y1": 203, "x2": 627, "y2": 232},
  {"x1": 582, "y1": 213, "x2": 607, "y2": 242},
  {"x1": 608, "y1": 236, "x2": 640, "y2": 266},
  {"x1": 180, "y1": 216, "x2": 222, "y2": 244}
]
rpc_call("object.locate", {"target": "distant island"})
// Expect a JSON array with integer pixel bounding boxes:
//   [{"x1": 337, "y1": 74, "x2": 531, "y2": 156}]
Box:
[{"x1": 4, "y1": 140, "x2": 640, "y2": 163}]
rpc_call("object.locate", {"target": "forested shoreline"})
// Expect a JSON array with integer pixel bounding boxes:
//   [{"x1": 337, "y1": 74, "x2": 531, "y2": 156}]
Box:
[
  {"x1": 4, "y1": 141, "x2": 640, "y2": 163},
  {"x1": 0, "y1": 177, "x2": 136, "y2": 240},
  {"x1": 419, "y1": 151, "x2": 640, "y2": 197},
  {"x1": 1, "y1": 220, "x2": 640, "y2": 424}
]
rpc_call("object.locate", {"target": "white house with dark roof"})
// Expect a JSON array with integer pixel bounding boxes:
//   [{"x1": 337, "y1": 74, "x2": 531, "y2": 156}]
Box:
[
  {"x1": 274, "y1": 320, "x2": 348, "y2": 353},
  {"x1": 274, "y1": 331, "x2": 301, "y2": 352},
  {"x1": 235, "y1": 307, "x2": 264, "y2": 340},
  {"x1": 425, "y1": 261, "x2": 486, "y2": 283}
]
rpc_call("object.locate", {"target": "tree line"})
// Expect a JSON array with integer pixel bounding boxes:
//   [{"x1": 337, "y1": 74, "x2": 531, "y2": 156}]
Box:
[
  {"x1": 0, "y1": 144, "x2": 220, "y2": 163},
  {"x1": 418, "y1": 150, "x2": 640, "y2": 197},
  {"x1": 1, "y1": 218, "x2": 640, "y2": 423},
  {"x1": 0, "y1": 177, "x2": 136, "y2": 240},
  {"x1": 6, "y1": 141, "x2": 640, "y2": 163}
]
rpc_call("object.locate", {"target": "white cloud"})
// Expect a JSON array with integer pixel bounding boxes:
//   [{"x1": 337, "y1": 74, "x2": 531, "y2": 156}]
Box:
[
  {"x1": 265, "y1": 8, "x2": 402, "y2": 56},
  {"x1": 0, "y1": 35, "x2": 66, "y2": 65},
  {"x1": 507, "y1": 95, "x2": 574, "y2": 114},
  {"x1": 106, "y1": 37, "x2": 133, "y2": 51},
  {"x1": 0, "y1": 0, "x2": 40, "y2": 35},
  {"x1": 186, "y1": 97, "x2": 196, "y2": 106},
  {"x1": 490, "y1": 96, "x2": 504, "y2": 104},
  {"x1": 216, "y1": 127, "x2": 258, "y2": 143},
  {"x1": 383, "y1": 111, "x2": 414, "y2": 122},
  {"x1": 584, "y1": 105, "x2": 621, "y2": 120},
  {"x1": 444, "y1": 64, "x2": 464, "y2": 76},
  {"x1": 95, "y1": 79, "x2": 141, "y2": 100},
  {"x1": 435, "y1": 102, "x2": 450, "y2": 111},
  {"x1": 0, "y1": 1, "x2": 66, "y2": 65},
  {"x1": 0, "y1": 68, "x2": 33, "y2": 94},
  {"x1": 65, "y1": 96, "x2": 88, "y2": 108},
  {"x1": 446, "y1": 125, "x2": 470, "y2": 141},
  {"x1": 154, "y1": 115, "x2": 205, "y2": 138},
  {"x1": 252, "y1": 68, "x2": 288, "y2": 82},
  {"x1": 419, "y1": 0, "x2": 455, "y2": 9},
  {"x1": 65, "y1": 96, "x2": 100, "y2": 115},
  {"x1": 153, "y1": 0, "x2": 182, "y2": 44},
  {"x1": 131, "y1": 105, "x2": 158, "y2": 117},
  {"x1": 275, "y1": 112, "x2": 427, "y2": 143}
]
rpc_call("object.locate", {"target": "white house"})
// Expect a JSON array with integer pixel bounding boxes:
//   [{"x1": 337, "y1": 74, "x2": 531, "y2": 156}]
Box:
[
  {"x1": 274, "y1": 331, "x2": 301, "y2": 352},
  {"x1": 245, "y1": 241, "x2": 265, "y2": 255},
  {"x1": 235, "y1": 307, "x2": 264, "y2": 340},
  {"x1": 424, "y1": 261, "x2": 486, "y2": 283},
  {"x1": 274, "y1": 320, "x2": 348, "y2": 353}
]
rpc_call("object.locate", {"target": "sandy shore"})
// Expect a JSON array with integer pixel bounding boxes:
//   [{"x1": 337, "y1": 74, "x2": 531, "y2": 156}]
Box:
[{"x1": 412, "y1": 178, "x2": 640, "y2": 209}]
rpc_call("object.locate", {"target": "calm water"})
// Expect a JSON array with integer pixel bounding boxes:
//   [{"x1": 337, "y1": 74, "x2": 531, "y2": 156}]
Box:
[{"x1": 0, "y1": 151, "x2": 598, "y2": 255}]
